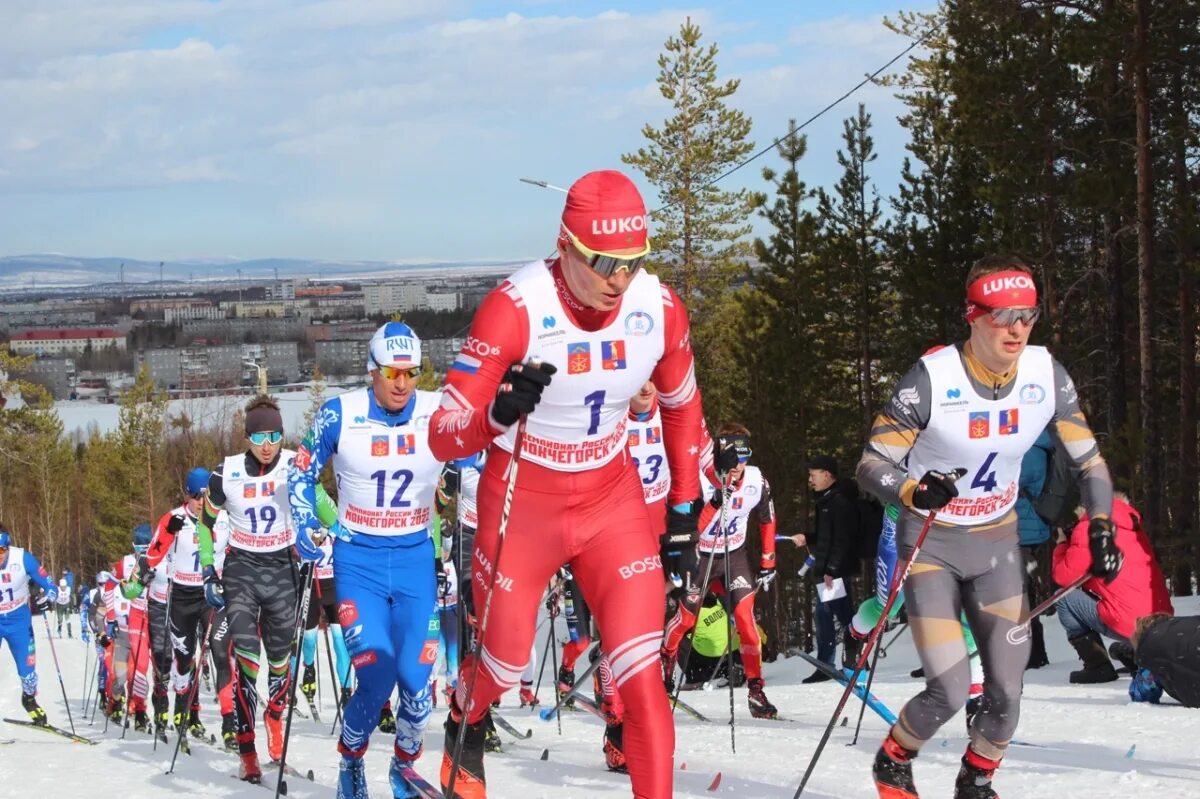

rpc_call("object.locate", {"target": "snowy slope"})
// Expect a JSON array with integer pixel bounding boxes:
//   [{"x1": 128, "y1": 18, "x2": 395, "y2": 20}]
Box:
[{"x1": 2, "y1": 599, "x2": 1197, "y2": 799}]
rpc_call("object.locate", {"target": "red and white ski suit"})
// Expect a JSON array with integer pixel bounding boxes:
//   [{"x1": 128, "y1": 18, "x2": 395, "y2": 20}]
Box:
[{"x1": 431, "y1": 259, "x2": 705, "y2": 799}]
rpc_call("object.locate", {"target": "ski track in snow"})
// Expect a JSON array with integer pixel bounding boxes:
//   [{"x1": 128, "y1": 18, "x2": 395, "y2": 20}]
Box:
[{"x1": 3, "y1": 598, "x2": 1198, "y2": 798}]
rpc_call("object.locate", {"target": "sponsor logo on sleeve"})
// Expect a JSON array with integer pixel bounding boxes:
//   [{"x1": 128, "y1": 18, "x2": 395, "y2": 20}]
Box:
[{"x1": 294, "y1": 445, "x2": 312, "y2": 471}]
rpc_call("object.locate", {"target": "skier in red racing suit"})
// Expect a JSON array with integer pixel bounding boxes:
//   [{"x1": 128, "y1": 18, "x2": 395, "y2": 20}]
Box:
[{"x1": 431, "y1": 170, "x2": 706, "y2": 799}]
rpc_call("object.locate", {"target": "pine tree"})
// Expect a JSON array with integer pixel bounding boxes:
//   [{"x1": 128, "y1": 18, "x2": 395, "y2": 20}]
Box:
[
  {"x1": 622, "y1": 17, "x2": 756, "y2": 419},
  {"x1": 816, "y1": 104, "x2": 894, "y2": 440}
]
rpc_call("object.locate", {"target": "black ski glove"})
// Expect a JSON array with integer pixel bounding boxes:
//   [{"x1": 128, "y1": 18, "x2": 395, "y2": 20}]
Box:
[
  {"x1": 490, "y1": 360, "x2": 557, "y2": 427},
  {"x1": 1088, "y1": 517, "x2": 1123, "y2": 583},
  {"x1": 660, "y1": 499, "x2": 701, "y2": 580},
  {"x1": 136, "y1": 556, "x2": 155, "y2": 588},
  {"x1": 167, "y1": 513, "x2": 186, "y2": 535},
  {"x1": 714, "y1": 435, "x2": 750, "y2": 477},
  {"x1": 910, "y1": 468, "x2": 964, "y2": 511}
]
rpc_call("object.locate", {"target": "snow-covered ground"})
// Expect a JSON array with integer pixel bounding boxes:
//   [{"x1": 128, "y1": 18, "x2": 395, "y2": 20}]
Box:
[{"x1": 3, "y1": 599, "x2": 1197, "y2": 799}]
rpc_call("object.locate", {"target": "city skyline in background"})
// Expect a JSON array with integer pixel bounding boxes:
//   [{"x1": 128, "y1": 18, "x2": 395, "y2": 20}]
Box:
[{"x1": 1, "y1": 1, "x2": 934, "y2": 264}]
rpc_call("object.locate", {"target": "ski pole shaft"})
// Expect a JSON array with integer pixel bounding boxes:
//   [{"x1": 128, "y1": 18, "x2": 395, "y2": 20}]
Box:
[
  {"x1": 447, "y1": 415, "x2": 527, "y2": 799},
  {"x1": 879, "y1": 622, "x2": 909, "y2": 657},
  {"x1": 322, "y1": 620, "x2": 343, "y2": 731},
  {"x1": 670, "y1": 474, "x2": 733, "y2": 714},
  {"x1": 41, "y1": 610, "x2": 78, "y2": 735},
  {"x1": 275, "y1": 563, "x2": 316, "y2": 799},
  {"x1": 168, "y1": 609, "x2": 216, "y2": 774},
  {"x1": 548, "y1": 609, "x2": 562, "y2": 736},
  {"x1": 1021, "y1": 575, "x2": 1087, "y2": 625},
  {"x1": 538, "y1": 642, "x2": 601, "y2": 721},
  {"x1": 722, "y1": 515, "x2": 736, "y2": 754},
  {"x1": 794, "y1": 499, "x2": 953, "y2": 798},
  {"x1": 850, "y1": 630, "x2": 886, "y2": 745}
]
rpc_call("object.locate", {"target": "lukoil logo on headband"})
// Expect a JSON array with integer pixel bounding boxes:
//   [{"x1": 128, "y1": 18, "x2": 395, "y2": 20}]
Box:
[
  {"x1": 591, "y1": 215, "x2": 648, "y2": 236},
  {"x1": 980, "y1": 275, "x2": 1035, "y2": 295}
]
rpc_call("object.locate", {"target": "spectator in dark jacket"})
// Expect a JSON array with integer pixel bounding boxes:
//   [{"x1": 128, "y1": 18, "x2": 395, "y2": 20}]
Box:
[
  {"x1": 1016, "y1": 428, "x2": 1060, "y2": 669},
  {"x1": 1131, "y1": 613, "x2": 1200, "y2": 708},
  {"x1": 1052, "y1": 494, "x2": 1173, "y2": 683},
  {"x1": 799, "y1": 455, "x2": 859, "y2": 682}
]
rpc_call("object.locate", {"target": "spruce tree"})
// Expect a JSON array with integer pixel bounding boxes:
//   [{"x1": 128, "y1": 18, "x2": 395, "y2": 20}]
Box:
[{"x1": 622, "y1": 17, "x2": 755, "y2": 419}]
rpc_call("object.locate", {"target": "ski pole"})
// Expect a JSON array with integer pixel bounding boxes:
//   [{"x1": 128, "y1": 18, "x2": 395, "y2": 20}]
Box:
[
  {"x1": 274, "y1": 561, "x2": 316, "y2": 799},
  {"x1": 794, "y1": 482, "x2": 961, "y2": 798},
  {"x1": 168, "y1": 609, "x2": 216, "y2": 774},
  {"x1": 322, "y1": 620, "x2": 343, "y2": 731},
  {"x1": 446, "y1": 416, "x2": 528, "y2": 799},
  {"x1": 879, "y1": 622, "x2": 909, "y2": 658},
  {"x1": 721, "y1": 521, "x2": 736, "y2": 753},
  {"x1": 40, "y1": 608, "x2": 78, "y2": 735},
  {"x1": 1018, "y1": 574, "x2": 1087, "y2": 629},
  {"x1": 531, "y1": 583, "x2": 558, "y2": 707},
  {"x1": 849, "y1": 630, "x2": 886, "y2": 746},
  {"x1": 670, "y1": 474, "x2": 733, "y2": 714},
  {"x1": 548, "y1": 604, "x2": 562, "y2": 736},
  {"x1": 538, "y1": 641, "x2": 601, "y2": 721},
  {"x1": 80, "y1": 642, "x2": 92, "y2": 715}
]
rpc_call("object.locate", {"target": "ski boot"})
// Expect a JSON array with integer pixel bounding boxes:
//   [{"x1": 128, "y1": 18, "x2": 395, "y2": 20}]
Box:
[
  {"x1": 379, "y1": 701, "x2": 397, "y2": 734},
  {"x1": 134, "y1": 709, "x2": 151, "y2": 733},
  {"x1": 302, "y1": 664, "x2": 318, "y2": 702},
  {"x1": 658, "y1": 648, "x2": 677, "y2": 694},
  {"x1": 107, "y1": 694, "x2": 126, "y2": 723},
  {"x1": 603, "y1": 722, "x2": 627, "y2": 774},
  {"x1": 264, "y1": 708, "x2": 284, "y2": 762},
  {"x1": 953, "y1": 749, "x2": 1000, "y2": 799},
  {"x1": 747, "y1": 678, "x2": 778, "y2": 720},
  {"x1": 555, "y1": 664, "x2": 576, "y2": 709},
  {"x1": 440, "y1": 705, "x2": 488, "y2": 799},
  {"x1": 239, "y1": 751, "x2": 263, "y2": 784},
  {"x1": 221, "y1": 713, "x2": 238, "y2": 752},
  {"x1": 21, "y1": 693, "x2": 47, "y2": 726},
  {"x1": 482, "y1": 713, "x2": 502, "y2": 753},
  {"x1": 188, "y1": 709, "x2": 208, "y2": 740},
  {"x1": 518, "y1": 683, "x2": 539, "y2": 708},
  {"x1": 336, "y1": 752, "x2": 369, "y2": 799},
  {"x1": 873, "y1": 734, "x2": 919, "y2": 799},
  {"x1": 389, "y1": 749, "x2": 423, "y2": 799}
]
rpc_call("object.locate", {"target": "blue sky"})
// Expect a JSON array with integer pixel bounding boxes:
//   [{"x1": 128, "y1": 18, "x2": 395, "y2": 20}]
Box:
[{"x1": 0, "y1": 1, "x2": 935, "y2": 264}]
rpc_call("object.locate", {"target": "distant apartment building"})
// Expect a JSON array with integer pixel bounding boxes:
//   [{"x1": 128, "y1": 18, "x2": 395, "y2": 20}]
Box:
[
  {"x1": 296, "y1": 284, "x2": 345, "y2": 298},
  {"x1": 7, "y1": 327, "x2": 126, "y2": 356},
  {"x1": 180, "y1": 316, "x2": 305, "y2": 343},
  {"x1": 306, "y1": 321, "x2": 376, "y2": 345},
  {"x1": 0, "y1": 308, "x2": 97, "y2": 332},
  {"x1": 423, "y1": 337, "x2": 466, "y2": 372},
  {"x1": 163, "y1": 304, "x2": 224, "y2": 324},
  {"x1": 20, "y1": 357, "x2": 77, "y2": 400},
  {"x1": 363, "y1": 283, "x2": 428, "y2": 316},
  {"x1": 139, "y1": 342, "x2": 300, "y2": 390},
  {"x1": 315, "y1": 339, "x2": 372, "y2": 377},
  {"x1": 309, "y1": 294, "x2": 365, "y2": 320},
  {"x1": 219, "y1": 300, "x2": 306, "y2": 319},
  {"x1": 264, "y1": 280, "x2": 296, "y2": 301},
  {"x1": 426, "y1": 290, "x2": 460, "y2": 312},
  {"x1": 130, "y1": 298, "x2": 203, "y2": 315}
]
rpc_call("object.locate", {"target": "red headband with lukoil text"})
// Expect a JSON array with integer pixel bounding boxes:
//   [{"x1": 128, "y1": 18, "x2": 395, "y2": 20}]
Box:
[{"x1": 965, "y1": 270, "x2": 1038, "y2": 322}]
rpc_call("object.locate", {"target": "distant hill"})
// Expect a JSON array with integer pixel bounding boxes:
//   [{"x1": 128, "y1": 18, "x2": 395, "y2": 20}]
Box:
[{"x1": 0, "y1": 254, "x2": 522, "y2": 288}]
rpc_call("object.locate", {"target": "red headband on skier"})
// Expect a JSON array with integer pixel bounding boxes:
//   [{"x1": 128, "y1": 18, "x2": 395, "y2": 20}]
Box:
[{"x1": 965, "y1": 270, "x2": 1038, "y2": 323}]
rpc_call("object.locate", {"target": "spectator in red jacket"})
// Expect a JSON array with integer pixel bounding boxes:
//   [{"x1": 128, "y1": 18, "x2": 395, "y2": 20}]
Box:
[{"x1": 1052, "y1": 494, "x2": 1173, "y2": 684}]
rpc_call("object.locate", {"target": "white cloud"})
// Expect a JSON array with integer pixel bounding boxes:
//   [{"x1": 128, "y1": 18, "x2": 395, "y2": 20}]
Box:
[{"x1": 0, "y1": 4, "x2": 932, "y2": 259}]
